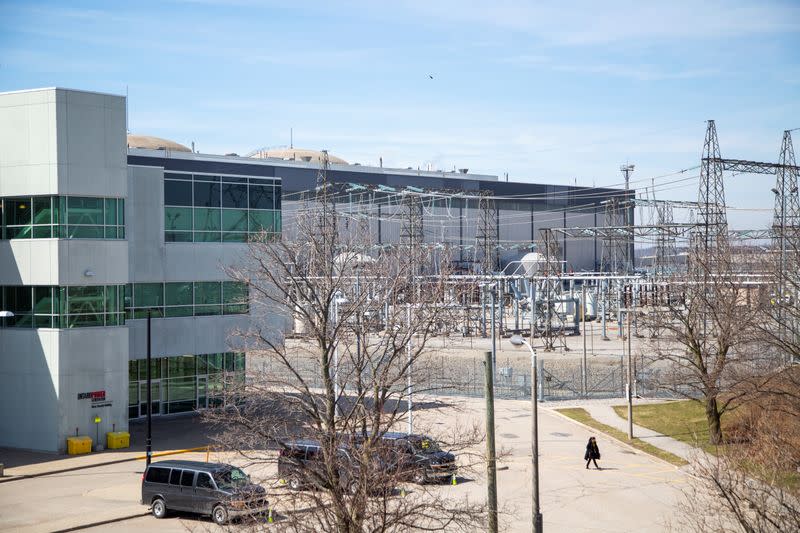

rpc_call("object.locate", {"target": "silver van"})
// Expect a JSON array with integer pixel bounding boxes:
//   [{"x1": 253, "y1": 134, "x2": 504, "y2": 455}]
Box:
[{"x1": 141, "y1": 460, "x2": 268, "y2": 525}]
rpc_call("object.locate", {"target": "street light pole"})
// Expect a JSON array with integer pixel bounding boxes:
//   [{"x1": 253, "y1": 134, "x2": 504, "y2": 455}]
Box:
[
  {"x1": 510, "y1": 334, "x2": 543, "y2": 533},
  {"x1": 626, "y1": 310, "x2": 633, "y2": 440},
  {"x1": 146, "y1": 309, "x2": 152, "y2": 466}
]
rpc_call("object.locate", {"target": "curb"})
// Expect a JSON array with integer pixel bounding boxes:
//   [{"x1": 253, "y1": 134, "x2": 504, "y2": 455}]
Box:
[
  {"x1": 546, "y1": 408, "x2": 686, "y2": 470},
  {"x1": 0, "y1": 446, "x2": 209, "y2": 484},
  {"x1": 50, "y1": 511, "x2": 150, "y2": 532}
]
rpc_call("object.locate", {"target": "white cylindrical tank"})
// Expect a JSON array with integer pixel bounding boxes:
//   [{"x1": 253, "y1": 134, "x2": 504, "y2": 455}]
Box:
[{"x1": 520, "y1": 252, "x2": 545, "y2": 277}]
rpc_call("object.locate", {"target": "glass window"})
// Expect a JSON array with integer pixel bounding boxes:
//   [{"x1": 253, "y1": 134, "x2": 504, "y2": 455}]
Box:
[
  {"x1": 222, "y1": 184, "x2": 247, "y2": 208},
  {"x1": 134, "y1": 283, "x2": 163, "y2": 308},
  {"x1": 194, "y1": 208, "x2": 220, "y2": 232},
  {"x1": 33, "y1": 226, "x2": 52, "y2": 238},
  {"x1": 249, "y1": 210, "x2": 274, "y2": 233},
  {"x1": 68, "y1": 226, "x2": 104, "y2": 239},
  {"x1": 194, "y1": 231, "x2": 221, "y2": 242},
  {"x1": 5, "y1": 198, "x2": 32, "y2": 226},
  {"x1": 222, "y1": 282, "x2": 247, "y2": 304},
  {"x1": 197, "y1": 354, "x2": 208, "y2": 375},
  {"x1": 180, "y1": 470, "x2": 195, "y2": 487},
  {"x1": 225, "y1": 352, "x2": 236, "y2": 372},
  {"x1": 33, "y1": 286, "x2": 53, "y2": 314},
  {"x1": 165, "y1": 282, "x2": 192, "y2": 306},
  {"x1": 145, "y1": 467, "x2": 170, "y2": 484},
  {"x1": 165, "y1": 231, "x2": 192, "y2": 242},
  {"x1": 104, "y1": 198, "x2": 117, "y2": 226},
  {"x1": 33, "y1": 197, "x2": 52, "y2": 225},
  {"x1": 196, "y1": 472, "x2": 214, "y2": 489},
  {"x1": 170, "y1": 469, "x2": 182, "y2": 485},
  {"x1": 222, "y1": 233, "x2": 247, "y2": 242},
  {"x1": 129, "y1": 360, "x2": 138, "y2": 381},
  {"x1": 67, "y1": 286, "x2": 104, "y2": 315},
  {"x1": 207, "y1": 353, "x2": 224, "y2": 373},
  {"x1": 164, "y1": 172, "x2": 192, "y2": 181},
  {"x1": 194, "y1": 182, "x2": 220, "y2": 207},
  {"x1": 248, "y1": 185, "x2": 274, "y2": 209},
  {"x1": 168, "y1": 355, "x2": 196, "y2": 378},
  {"x1": 168, "y1": 377, "x2": 196, "y2": 401},
  {"x1": 67, "y1": 197, "x2": 103, "y2": 225},
  {"x1": 165, "y1": 306, "x2": 193, "y2": 317},
  {"x1": 164, "y1": 180, "x2": 193, "y2": 206},
  {"x1": 222, "y1": 209, "x2": 248, "y2": 232},
  {"x1": 234, "y1": 353, "x2": 246, "y2": 371},
  {"x1": 139, "y1": 358, "x2": 162, "y2": 380},
  {"x1": 165, "y1": 207, "x2": 192, "y2": 231},
  {"x1": 195, "y1": 282, "x2": 221, "y2": 315}
]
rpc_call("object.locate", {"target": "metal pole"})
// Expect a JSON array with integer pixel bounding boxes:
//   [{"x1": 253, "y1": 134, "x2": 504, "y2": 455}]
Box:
[
  {"x1": 491, "y1": 288, "x2": 497, "y2": 378},
  {"x1": 146, "y1": 309, "x2": 152, "y2": 466},
  {"x1": 582, "y1": 284, "x2": 587, "y2": 397},
  {"x1": 407, "y1": 303, "x2": 413, "y2": 434},
  {"x1": 484, "y1": 351, "x2": 498, "y2": 533},
  {"x1": 530, "y1": 345, "x2": 543, "y2": 533},
  {"x1": 334, "y1": 298, "x2": 340, "y2": 418},
  {"x1": 627, "y1": 311, "x2": 633, "y2": 440}
]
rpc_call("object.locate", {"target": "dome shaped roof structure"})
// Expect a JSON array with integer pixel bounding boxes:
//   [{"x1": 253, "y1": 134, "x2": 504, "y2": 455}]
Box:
[
  {"x1": 249, "y1": 147, "x2": 348, "y2": 165},
  {"x1": 127, "y1": 134, "x2": 191, "y2": 152}
]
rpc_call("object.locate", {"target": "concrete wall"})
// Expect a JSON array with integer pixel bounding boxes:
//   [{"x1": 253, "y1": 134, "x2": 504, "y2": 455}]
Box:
[
  {"x1": 0, "y1": 88, "x2": 130, "y2": 452},
  {"x1": 0, "y1": 88, "x2": 126, "y2": 198}
]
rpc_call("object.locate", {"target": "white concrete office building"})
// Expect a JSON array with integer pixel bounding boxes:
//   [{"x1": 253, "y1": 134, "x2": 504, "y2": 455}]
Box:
[{"x1": 0, "y1": 88, "x2": 279, "y2": 452}]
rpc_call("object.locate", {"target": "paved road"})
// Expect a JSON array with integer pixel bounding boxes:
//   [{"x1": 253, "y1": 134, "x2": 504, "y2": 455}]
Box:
[{"x1": 0, "y1": 398, "x2": 687, "y2": 532}]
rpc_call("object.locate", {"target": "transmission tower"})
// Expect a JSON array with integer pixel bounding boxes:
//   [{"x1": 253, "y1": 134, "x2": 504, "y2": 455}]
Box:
[
  {"x1": 476, "y1": 191, "x2": 498, "y2": 274},
  {"x1": 692, "y1": 120, "x2": 728, "y2": 272},
  {"x1": 400, "y1": 193, "x2": 425, "y2": 277},
  {"x1": 536, "y1": 228, "x2": 568, "y2": 351},
  {"x1": 600, "y1": 197, "x2": 631, "y2": 273},
  {"x1": 654, "y1": 202, "x2": 677, "y2": 277},
  {"x1": 774, "y1": 130, "x2": 800, "y2": 257},
  {"x1": 313, "y1": 149, "x2": 337, "y2": 270}
]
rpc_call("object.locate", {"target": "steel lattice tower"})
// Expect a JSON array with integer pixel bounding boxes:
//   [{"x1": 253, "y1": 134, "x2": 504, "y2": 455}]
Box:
[
  {"x1": 400, "y1": 193, "x2": 425, "y2": 277},
  {"x1": 600, "y1": 198, "x2": 631, "y2": 273},
  {"x1": 693, "y1": 120, "x2": 728, "y2": 271},
  {"x1": 313, "y1": 150, "x2": 337, "y2": 271},
  {"x1": 476, "y1": 191, "x2": 498, "y2": 274},
  {"x1": 654, "y1": 202, "x2": 677, "y2": 277},
  {"x1": 774, "y1": 130, "x2": 800, "y2": 253}
]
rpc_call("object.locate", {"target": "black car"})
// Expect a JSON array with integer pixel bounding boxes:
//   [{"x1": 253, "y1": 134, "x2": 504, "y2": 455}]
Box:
[
  {"x1": 277, "y1": 439, "x2": 393, "y2": 495},
  {"x1": 381, "y1": 432, "x2": 457, "y2": 484},
  {"x1": 141, "y1": 460, "x2": 268, "y2": 525}
]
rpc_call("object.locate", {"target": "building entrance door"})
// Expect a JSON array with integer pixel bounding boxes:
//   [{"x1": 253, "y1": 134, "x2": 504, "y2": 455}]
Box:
[
  {"x1": 197, "y1": 376, "x2": 208, "y2": 410},
  {"x1": 139, "y1": 380, "x2": 161, "y2": 417}
]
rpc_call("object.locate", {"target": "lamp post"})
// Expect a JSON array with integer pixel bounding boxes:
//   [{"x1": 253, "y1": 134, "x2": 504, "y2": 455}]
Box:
[
  {"x1": 332, "y1": 292, "x2": 347, "y2": 418},
  {"x1": 146, "y1": 309, "x2": 153, "y2": 466},
  {"x1": 510, "y1": 334, "x2": 543, "y2": 533}
]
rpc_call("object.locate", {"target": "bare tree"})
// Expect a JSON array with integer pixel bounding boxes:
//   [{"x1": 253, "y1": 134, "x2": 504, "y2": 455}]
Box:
[
  {"x1": 641, "y1": 244, "x2": 766, "y2": 445},
  {"x1": 203, "y1": 198, "x2": 486, "y2": 532},
  {"x1": 676, "y1": 365, "x2": 800, "y2": 533}
]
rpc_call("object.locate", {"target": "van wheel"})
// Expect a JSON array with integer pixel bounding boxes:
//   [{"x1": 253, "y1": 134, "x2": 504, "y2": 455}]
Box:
[
  {"x1": 212, "y1": 504, "x2": 228, "y2": 525},
  {"x1": 288, "y1": 476, "x2": 302, "y2": 491},
  {"x1": 413, "y1": 470, "x2": 427, "y2": 485},
  {"x1": 151, "y1": 498, "x2": 167, "y2": 519}
]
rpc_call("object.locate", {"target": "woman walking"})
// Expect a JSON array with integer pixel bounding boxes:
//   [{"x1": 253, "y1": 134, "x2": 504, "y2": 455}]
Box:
[{"x1": 584, "y1": 436, "x2": 601, "y2": 469}]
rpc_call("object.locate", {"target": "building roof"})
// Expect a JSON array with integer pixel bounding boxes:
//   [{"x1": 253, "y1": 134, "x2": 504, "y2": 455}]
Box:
[
  {"x1": 127, "y1": 134, "x2": 191, "y2": 152},
  {"x1": 249, "y1": 147, "x2": 348, "y2": 165}
]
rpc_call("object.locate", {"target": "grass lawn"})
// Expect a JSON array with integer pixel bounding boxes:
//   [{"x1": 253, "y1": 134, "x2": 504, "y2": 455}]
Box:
[
  {"x1": 612, "y1": 400, "x2": 735, "y2": 454},
  {"x1": 556, "y1": 407, "x2": 688, "y2": 467}
]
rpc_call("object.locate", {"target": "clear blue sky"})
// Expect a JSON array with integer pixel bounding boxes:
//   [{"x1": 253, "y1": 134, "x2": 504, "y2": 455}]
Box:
[{"x1": 1, "y1": 0, "x2": 798, "y2": 229}]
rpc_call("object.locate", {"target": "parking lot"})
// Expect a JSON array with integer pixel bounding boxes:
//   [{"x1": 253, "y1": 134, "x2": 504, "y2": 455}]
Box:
[{"x1": 0, "y1": 396, "x2": 686, "y2": 532}]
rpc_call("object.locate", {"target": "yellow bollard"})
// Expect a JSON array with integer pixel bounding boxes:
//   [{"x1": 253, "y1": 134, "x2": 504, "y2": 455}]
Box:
[
  {"x1": 400, "y1": 487, "x2": 406, "y2": 498},
  {"x1": 268, "y1": 508, "x2": 274, "y2": 523},
  {"x1": 451, "y1": 473, "x2": 457, "y2": 486},
  {"x1": 279, "y1": 478, "x2": 286, "y2": 486}
]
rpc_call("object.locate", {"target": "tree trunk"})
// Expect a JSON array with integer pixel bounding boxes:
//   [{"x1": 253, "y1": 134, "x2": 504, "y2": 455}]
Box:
[{"x1": 705, "y1": 395, "x2": 723, "y2": 445}]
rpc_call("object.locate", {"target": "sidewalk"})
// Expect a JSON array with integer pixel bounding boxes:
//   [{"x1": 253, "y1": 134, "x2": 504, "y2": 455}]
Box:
[{"x1": 582, "y1": 403, "x2": 697, "y2": 461}]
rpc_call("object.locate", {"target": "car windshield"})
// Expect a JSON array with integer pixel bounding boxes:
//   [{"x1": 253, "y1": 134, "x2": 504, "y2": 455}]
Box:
[
  {"x1": 410, "y1": 437, "x2": 441, "y2": 453},
  {"x1": 214, "y1": 468, "x2": 250, "y2": 490}
]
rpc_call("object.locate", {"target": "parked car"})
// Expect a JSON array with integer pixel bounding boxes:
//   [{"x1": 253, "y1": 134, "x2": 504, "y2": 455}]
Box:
[
  {"x1": 141, "y1": 460, "x2": 268, "y2": 525},
  {"x1": 380, "y1": 432, "x2": 457, "y2": 484},
  {"x1": 277, "y1": 439, "x2": 393, "y2": 495}
]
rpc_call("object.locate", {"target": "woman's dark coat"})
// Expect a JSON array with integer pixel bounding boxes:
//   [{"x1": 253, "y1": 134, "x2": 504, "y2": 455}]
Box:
[{"x1": 584, "y1": 440, "x2": 600, "y2": 460}]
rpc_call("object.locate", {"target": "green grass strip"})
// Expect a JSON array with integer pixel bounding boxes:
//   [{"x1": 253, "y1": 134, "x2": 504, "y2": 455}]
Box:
[{"x1": 556, "y1": 407, "x2": 688, "y2": 467}]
